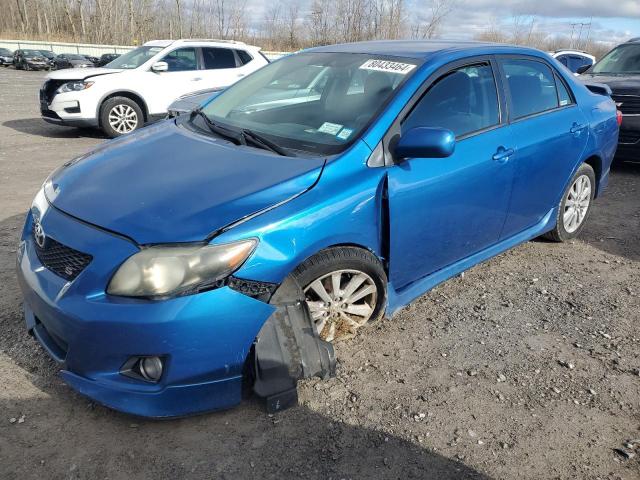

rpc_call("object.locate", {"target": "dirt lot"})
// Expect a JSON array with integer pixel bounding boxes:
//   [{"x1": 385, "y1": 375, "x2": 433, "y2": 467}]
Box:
[{"x1": 0, "y1": 67, "x2": 639, "y2": 480}]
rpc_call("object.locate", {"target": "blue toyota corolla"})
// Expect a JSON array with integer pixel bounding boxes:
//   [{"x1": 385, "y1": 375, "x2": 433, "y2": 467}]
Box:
[{"x1": 17, "y1": 41, "x2": 619, "y2": 417}]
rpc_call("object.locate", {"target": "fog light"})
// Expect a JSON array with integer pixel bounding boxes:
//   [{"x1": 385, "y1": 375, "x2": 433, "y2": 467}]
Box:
[{"x1": 139, "y1": 356, "x2": 163, "y2": 382}]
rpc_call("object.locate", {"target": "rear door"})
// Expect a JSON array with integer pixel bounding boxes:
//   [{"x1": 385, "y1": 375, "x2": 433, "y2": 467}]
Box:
[
  {"x1": 498, "y1": 56, "x2": 590, "y2": 238},
  {"x1": 199, "y1": 47, "x2": 246, "y2": 89},
  {"x1": 387, "y1": 57, "x2": 516, "y2": 289}
]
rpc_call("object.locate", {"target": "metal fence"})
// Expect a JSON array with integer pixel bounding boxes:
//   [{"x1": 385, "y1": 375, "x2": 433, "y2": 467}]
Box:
[{"x1": 0, "y1": 39, "x2": 287, "y2": 60}]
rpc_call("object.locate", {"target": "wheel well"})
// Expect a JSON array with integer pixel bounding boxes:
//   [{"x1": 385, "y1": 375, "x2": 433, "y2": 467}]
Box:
[
  {"x1": 99, "y1": 92, "x2": 148, "y2": 124},
  {"x1": 583, "y1": 155, "x2": 602, "y2": 197}
]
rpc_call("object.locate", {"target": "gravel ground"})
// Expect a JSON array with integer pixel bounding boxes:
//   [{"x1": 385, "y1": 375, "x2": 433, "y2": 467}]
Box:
[{"x1": 0, "y1": 67, "x2": 639, "y2": 480}]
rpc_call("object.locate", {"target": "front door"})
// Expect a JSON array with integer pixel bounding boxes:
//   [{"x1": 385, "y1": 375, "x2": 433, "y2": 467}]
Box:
[{"x1": 388, "y1": 60, "x2": 515, "y2": 289}]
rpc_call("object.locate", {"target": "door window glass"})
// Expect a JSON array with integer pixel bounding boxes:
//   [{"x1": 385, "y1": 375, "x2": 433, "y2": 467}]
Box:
[
  {"x1": 163, "y1": 48, "x2": 197, "y2": 71},
  {"x1": 202, "y1": 48, "x2": 237, "y2": 69},
  {"x1": 403, "y1": 63, "x2": 500, "y2": 137},
  {"x1": 503, "y1": 59, "x2": 558, "y2": 119}
]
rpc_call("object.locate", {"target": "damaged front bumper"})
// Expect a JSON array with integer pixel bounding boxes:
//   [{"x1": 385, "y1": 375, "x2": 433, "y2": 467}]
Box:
[{"x1": 17, "y1": 207, "x2": 335, "y2": 417}]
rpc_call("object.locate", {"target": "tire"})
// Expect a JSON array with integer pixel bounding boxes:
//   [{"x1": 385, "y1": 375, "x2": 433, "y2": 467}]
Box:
[
  {"x1": 544, "y1": 163, "x2": 596, "y2": 242},
  {"x1": 293, "y1": 246, "x2": 387, "y2": 342},
  {"x1": 99, "y1": 96, "x2": 144, "y2": 138}
]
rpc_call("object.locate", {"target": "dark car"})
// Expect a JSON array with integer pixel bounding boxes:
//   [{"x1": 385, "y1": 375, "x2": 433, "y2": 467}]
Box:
[
  {"x1": 96, "y1": 53, "x2": 120, "y2": 67},
  {"x1": 580, "y1": 37, "x2": 640, "y2": 161},
  {"x1": 52, "y1": 53, "x2": 93, "y2": 70},
  {"x1": 13, "y1": 49, "x2": 50, "y2": 70},
  {"x1": 0, "y1": 47, "x2": 13, "y2": 66},
  {"x1": 84, "y1": 55, "x2": 99, "y2": 66},
  {"x1": 38, "y1": 50, "x2": 57, "y2": 68}
]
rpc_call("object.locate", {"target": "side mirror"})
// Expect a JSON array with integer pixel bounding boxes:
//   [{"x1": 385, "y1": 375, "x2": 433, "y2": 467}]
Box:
[
  {"x1": 151, "y1": 61, "x2": 168, "y2": 72},
  {"x1": 576, "y1": 64, "x2": 591, "y2": 75},
  {"x1": 393, "y1": 127, "x2": 455, "y2": 160}
]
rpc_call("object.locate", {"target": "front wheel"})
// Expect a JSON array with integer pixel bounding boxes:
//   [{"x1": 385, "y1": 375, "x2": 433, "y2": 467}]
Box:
[
  {"x1": 544, "y1": 163, "x2": 596, "y2": 242},
  {"x1": 99, "y1": 96, "x2": 143, "y2": 138},
  {"x1": 293, "y1": 247, "x2": 387, "y2": 342}
]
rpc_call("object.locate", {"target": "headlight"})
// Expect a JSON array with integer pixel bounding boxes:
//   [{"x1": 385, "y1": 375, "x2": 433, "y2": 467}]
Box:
[
  {"x1": 56, "y1": 81, "x2": 94, "y2": 94},
  {"x1": 107, "y1": 239, "x2": 257, "y2": 298}
]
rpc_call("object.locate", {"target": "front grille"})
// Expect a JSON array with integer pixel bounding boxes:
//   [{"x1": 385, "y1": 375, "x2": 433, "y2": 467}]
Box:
[
  {"x1": 33, "y1": 226, "x2": 92, "y2": 281},
  {"x1": 612, "y1": 94, "x2": 640, "y2": 115},
  {"x1": 619, "y1": 131, "x2": 640, "y2": 145},
  {"x1": 40, "y1": 79, "x2": 67, "y2": 104}
]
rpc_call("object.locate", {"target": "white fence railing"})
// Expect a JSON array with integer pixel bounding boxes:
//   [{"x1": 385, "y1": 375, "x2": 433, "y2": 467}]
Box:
[{"x1": 0, "y1": 39, "x2": 286, "y2": 60}]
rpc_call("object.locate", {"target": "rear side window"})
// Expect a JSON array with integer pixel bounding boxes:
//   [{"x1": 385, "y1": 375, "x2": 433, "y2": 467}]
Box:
[
  {"x1": 503, "y1": 59, "x2": 558, "y2": 119},
  {"x1": 403, "y1": 63, "x2": 500, "y2": 138},
  {"x1": 163, "y1": 48, "x2": 197, "y2": 71},
  {"x1": 236, "y1": 50, "x2": 253, "y2": 65},
  {"x1": 555, "y1": 74, "x2": 573, "y2": 106},
  {"x1": 202, "y1": 48, "x2": 237, "y2": 69}
]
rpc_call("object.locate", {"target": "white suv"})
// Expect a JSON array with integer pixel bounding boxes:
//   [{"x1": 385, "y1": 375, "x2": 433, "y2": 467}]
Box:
[{"x1": 39, "y1": 39, "x2": 269, "y2": 137}]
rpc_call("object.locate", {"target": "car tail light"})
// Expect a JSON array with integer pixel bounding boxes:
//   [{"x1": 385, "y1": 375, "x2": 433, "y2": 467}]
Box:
[{"x1": 616, "y1": 110, "x2": 623, "y2": 126}]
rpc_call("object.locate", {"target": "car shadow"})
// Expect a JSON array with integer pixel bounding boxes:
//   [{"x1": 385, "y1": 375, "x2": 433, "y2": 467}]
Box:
[
  {"x1": 2, "y1": 118, "x2": 105, "y2": 139},
  {"x1": 0, "y1": 215, "x2": 489, "y2": 480}
]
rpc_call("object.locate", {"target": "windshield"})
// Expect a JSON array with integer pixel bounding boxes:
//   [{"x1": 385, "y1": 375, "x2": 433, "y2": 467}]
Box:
[
  {"x1": 593, "y1": 44, "x2": 640, "y2": 74},
  {"x1": 23, "y1": 50, "x2": 44, "y2": 57},
  {"x1": 65, "y1": 54, "x2": 87, "y2": 60},
  {"x1": 0, "y1": 48, "x2": 12, "y2": 55},
  {"x1": 201, "y1": 52, "x2": 420, "y2": 155},
  {"x1": 105, "y1": 46, "x2": 163, "y2": 69}
]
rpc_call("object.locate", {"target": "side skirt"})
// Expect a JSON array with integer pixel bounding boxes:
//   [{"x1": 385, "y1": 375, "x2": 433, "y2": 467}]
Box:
[{"x1": 386, "y1": 207, "x2": 557, "y2": 315}]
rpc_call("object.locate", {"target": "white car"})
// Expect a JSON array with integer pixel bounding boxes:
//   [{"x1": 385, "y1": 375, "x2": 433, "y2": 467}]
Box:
[
  {"x1": 549, "y1": 50, "x2": 596, "y2": 75},
  {"x1": 39, "y1": 39, "x2": 269, "y2": 137}
]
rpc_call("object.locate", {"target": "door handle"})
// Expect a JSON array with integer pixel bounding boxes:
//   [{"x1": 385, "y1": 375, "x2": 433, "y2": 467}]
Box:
[
  {"x1": 492, "y1": 147, "x2": 515, "y2": 162},
  {"x1": 570, "y1": 123, "x2": 587, "y2": 134},
  {"x1": 191, "y1": 77, "x2": 203, "y2": 81},
  {"x1": 237, "y1": 73, "x2": 245, "y2": 78}
]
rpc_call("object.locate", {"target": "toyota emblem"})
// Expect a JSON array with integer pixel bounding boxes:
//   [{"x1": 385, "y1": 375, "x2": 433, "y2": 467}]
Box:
[{"x1": 33, "y1": 220, "x2": 46, "y2": 248}]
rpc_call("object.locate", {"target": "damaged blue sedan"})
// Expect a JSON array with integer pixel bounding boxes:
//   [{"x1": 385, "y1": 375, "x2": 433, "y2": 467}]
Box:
[{"x1": 17, "y1": 40, "x2": 619, "y2": 417}]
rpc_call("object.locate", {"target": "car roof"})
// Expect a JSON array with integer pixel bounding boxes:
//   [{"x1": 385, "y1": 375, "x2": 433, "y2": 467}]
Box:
[
  {"x1": 143, "y1": 39, "x2": 259, "y2": 50},
  {"x1": 305, "y1": 39, "x2": 525, "y2": 59}
]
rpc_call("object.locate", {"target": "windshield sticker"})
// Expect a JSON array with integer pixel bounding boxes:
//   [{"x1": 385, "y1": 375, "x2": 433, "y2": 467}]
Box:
[
  {"x1": 337, "y1": 128, "x2": 353, "y2": 140},
  {"x1": 359, "y1": 59, "x2": 416, "y2": 75},
  {"x1": 318, "y1": 122, "x2": 343, "y2": 135}
]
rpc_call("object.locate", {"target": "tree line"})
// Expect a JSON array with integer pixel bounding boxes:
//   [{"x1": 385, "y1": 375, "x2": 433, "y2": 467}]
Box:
[{"x1": 0, "y1": 0, "x2": 612, "y2": 57}]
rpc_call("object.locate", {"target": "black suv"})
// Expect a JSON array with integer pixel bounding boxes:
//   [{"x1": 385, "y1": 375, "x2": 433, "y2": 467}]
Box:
[{"x1": 580, "y1": 38, "x2": 640, "y2": 161}]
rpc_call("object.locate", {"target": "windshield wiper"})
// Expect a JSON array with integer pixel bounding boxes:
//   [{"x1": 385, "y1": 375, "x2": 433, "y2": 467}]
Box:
[
  {"x1": 241, "y1": 128, "x2": 295, "y2": 157},
  {"x1": 191, "y1": 108, "x2": 244, "y2": 145},
  {"x1": 191, "y1": 109, "x2": 295, "y2": 157}
]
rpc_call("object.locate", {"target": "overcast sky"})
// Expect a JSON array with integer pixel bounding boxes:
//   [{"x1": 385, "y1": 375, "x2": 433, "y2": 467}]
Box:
[
  {"x1": 426, "y1": 0, "x2": 640, "y2": 46},
  {"x1": 249, "y1": 0, "x2": 640, "y2": 47}
]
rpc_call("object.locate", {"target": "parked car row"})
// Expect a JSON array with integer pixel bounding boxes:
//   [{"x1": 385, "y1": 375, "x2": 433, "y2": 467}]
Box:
[{"x1": 0, "y1": 48, "x2": 121, "y2": 70}]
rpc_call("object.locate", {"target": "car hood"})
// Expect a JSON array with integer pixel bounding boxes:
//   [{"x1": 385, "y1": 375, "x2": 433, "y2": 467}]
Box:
[
  {"x1": 46, "y1": 121, "x2": 325, "y2": 245},
  {"x1": 46, "y1": 67, "x2": 123, "y2": 80},
  {"x1": 580, "y1": 73, "x2": 640, "y2": 94}
]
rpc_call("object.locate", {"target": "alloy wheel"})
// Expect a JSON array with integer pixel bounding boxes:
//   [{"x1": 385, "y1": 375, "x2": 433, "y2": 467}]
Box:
[
  {"x1": 108, "y1": 104, "x2": 138, "y2": 134},
  {"x1": 563, "y1": 174, "x2": 591, "y2": 233},
  {"x1": 303, "y1": 269, "x2": 378, "y2": 342}
]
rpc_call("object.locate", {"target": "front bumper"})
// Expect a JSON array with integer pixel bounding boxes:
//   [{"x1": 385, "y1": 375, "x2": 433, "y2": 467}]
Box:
[
  {"x1": 616, "y1": 115, "x2": 640, "y2": 161},
  {"x1": 26, "y1": 61, "x2": 49, "y2": 70},
  {"x1": 40, "y1": 88, "x2": 99, "y2": 128},
  {"x1": 17, "y1": 206, "x2": 276, "y2": 417}
]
